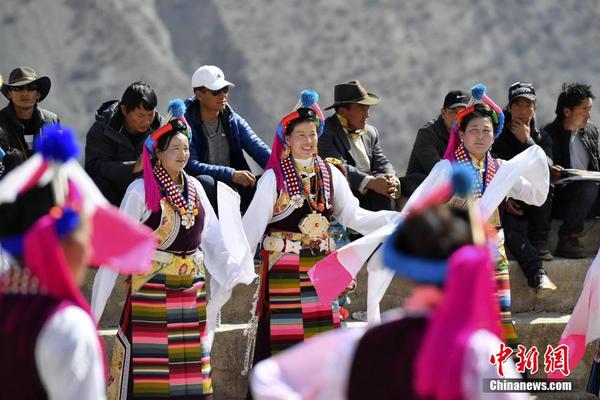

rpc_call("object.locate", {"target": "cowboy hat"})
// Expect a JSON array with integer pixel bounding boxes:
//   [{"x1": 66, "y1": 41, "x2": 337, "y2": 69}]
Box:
[
  {"x1": 1, "y1": 66, "x2": 51, "y2": 102},
  {"x1": 324, "y1": 80, "x2": 380, "y2": 110}
]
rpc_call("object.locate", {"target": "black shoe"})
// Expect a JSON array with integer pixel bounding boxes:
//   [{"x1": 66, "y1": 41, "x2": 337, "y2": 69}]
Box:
[
  {"x1": 537, "y1": 248, "x2": 553, "y2": 261},
  {"x1": 555, "y1": 237, "x2": 587, "y2": 259}
]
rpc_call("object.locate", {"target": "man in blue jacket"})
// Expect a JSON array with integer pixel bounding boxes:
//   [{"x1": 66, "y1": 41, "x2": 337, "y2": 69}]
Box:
[{"x1": 184, "y1": 65, "x2": 271, "y2": 212}]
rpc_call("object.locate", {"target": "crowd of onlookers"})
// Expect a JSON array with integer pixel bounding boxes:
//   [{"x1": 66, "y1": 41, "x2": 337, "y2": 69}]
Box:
[{"x1": 0, "y1": 65, "x2": 599, "y2": 297}]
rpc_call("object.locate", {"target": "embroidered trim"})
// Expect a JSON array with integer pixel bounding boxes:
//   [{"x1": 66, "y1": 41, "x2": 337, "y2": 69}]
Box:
[{"x1": 454, "y1": 144, "x2": 496, "y2": 198}]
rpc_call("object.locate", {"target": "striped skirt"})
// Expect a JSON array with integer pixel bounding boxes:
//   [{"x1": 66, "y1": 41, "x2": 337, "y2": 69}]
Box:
[
  {"x1": 494, "y1": 231, "x2": 519, "y2": 352},
  {"x1": 268, "y1": 250, "x2": 341, "y2": 355},
  {"x1": 128, "y1": 272, "x2": 212, "y2": 399}
]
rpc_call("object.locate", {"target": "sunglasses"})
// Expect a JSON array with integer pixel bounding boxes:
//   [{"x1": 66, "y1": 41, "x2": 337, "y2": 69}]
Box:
[
  {"x1": 207, "y1": 86, "x2": 229, "y2": 96},
  {"x1": 10, "y1": 83, "x2": 39, "y2": 92}
]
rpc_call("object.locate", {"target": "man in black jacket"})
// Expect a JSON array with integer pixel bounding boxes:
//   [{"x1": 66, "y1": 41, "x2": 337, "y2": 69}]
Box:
[
  {"x1": 491, "y1": 82, "x2": 556, "y2": 297},
  {"x1": 541, "y1": 82, "x2": 600, "y2": 259},
  {"x1": 403, "y1": 90, "x2": 468, "y2": 196},
  {"x1": 84, "y1": 81, "x2": 163, "y2": 206},
  {"x1": 0, "y1": 67, "x2": 59, "y2": 174},
  {"x1": 318, "y1": 80, "x2": 399, "y2": 211}
]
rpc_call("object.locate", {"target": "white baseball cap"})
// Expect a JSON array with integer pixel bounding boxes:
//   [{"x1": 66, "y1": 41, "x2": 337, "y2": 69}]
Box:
[{"x1": 191, "y1": 65, "x2": 235, "y2": 91}]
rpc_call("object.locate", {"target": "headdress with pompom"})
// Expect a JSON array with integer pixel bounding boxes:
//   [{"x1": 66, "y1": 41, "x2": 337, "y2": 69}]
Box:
[
  {"x1": 443, "y1": 83, "x2": 505, "y2": 161},
  {"x1": 382, "y1": 164, "x2": 475, "y2": 285},
  {"x1": 0, "y1": 123, "x2": 157, "y2": 377},
  {"x1": 265, "y1": 89, "x2": 325, "y2": 191},
  {"x1": 142, "y1": 98, "x2": 192, "y2": 212},
  {"x1": 381, "y1": 163, "x2": 502, "y2": 399}
]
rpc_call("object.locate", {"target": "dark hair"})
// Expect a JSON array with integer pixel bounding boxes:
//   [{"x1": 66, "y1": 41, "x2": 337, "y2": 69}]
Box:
[
  {"x1": 459, "y1": 103, "x2": 498, "y2": 133},
  {"x1": 0, "y1": 184, "x2": 55, "y2": 238},
  {"x1": 555, "y1": 82, "x2": 595, "y2": 120},
  {"x1": 120, "y1": 81, "x2": 157, "y2": 112},
  {"x1": 285, "y1": 108, "x2": 318, "y2": 136},
  {"x1": 155, "y1": 120, "x2": 190, "y2": 157},
  {"x1": 393, "y1": 205, "x2": 472, "y2": 260}
]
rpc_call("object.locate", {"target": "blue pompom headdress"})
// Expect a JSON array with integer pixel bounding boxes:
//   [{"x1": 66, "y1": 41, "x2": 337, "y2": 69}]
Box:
[
  {"x1": 381, "y1": 164, "x2": 477, "y2": 285},
  {"x1": 443, "y1": 84, "x2": 505, "y2": 161},
  {"x1": 142, "y1": 98, "x2": 193, "y2": 212}
]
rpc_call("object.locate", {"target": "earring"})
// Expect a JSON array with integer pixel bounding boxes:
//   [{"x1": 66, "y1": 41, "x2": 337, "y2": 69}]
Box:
[
  {"x1": 284, "y1": 146, "x2": 291, "y2": 157},
  {"x1": 156, "y1": 159, "x2": 162, "y2": 167}
]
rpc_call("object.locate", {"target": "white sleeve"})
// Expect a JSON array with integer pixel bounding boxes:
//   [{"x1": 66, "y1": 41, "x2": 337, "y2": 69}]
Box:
[
  {"x1": 242, "y1": 169, "x2": 277, "y2": 252},
  {"x1": 35, "y1": 306, "x2": 106, "y2": 400},
  {"x1": 462, "y1": 330, "x2": 529, "y2": 400},
  {"x1": 251, "y1": 327, "x2": 365, "y2": 400},
  {"x1": 330, "y1": 166, "x2": 398, "y2": 235},
  {"x1": 479, "y1": 145, "x2": 549, "y2": 220},
  {"x1": 91, "y1": 179, "x2": 149, "y2": 321},
  {"x1": 401, "y1": 159, "x2": 453, "y2": 215},
  {"x1": 196, "y1": 179, "x2": 257, "y2": 349}
]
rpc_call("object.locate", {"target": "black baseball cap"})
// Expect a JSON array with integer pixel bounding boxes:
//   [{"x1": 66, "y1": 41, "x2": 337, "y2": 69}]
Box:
[
  {"x1": 508, "y1": 82, "x2": 536, "y2": 104},
  {"x1": 443, "y1": 90, "x2": 469, "y2": 109}
]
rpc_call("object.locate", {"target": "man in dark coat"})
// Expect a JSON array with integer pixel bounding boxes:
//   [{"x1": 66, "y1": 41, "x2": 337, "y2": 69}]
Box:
[
  {"x1": 541, "y1": 82, "x2": 600, "y2": 258},
  {"x1": 403, "y1": 89, "x2": 468, "y2": 196},
  {"x1": 491, "y1": 82, "x2": 556, "y2": 297},
  {"x1": 185, "y1": 65, "x2": 271, "y2": 212},
  {"x1": 84, "y1": 81, "x2": 163, "y2": 206},
  {"x1": 318, "y1": 80, "x2": 399, "y2": 211},
  {"x1": 0, "y1": 67, "x2": 59, "y2": 174}
]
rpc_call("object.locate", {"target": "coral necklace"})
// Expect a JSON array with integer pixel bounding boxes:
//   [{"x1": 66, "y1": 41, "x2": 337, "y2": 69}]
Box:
[{"x1": 154, "y1": 165, "x2": 200, "y2": 229}]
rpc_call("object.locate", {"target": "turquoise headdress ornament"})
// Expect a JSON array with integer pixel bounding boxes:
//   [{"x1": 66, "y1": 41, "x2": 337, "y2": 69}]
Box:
[{"x1": 382, "y1": 164, "x2": 475, "y2": 285}]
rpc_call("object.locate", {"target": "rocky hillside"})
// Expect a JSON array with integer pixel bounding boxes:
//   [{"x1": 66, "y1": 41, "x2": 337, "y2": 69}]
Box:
[{"x1": 1, "y1": 0, "x2": 599, "y2": 172}]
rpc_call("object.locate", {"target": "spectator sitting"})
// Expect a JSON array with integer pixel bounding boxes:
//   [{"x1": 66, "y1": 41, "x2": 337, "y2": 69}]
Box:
[
  {"x1": 184, "y1": 65, "x2": 271, "y2": 213},
  {"x1": 0, "y1": 67, "x2": 59, "y2": 174},
  {"x1": 403, "y1": 89, "x2": 468, "y2": 197},
  {"x1": 541, "y1": 82, "x2": 600, "y2": 259},
  {"x1": 84, "y1": 81, "x2": 163, "y2": 206},
  {"x1": 491, "y1": 82, "x2": 556, "y2": 298},
  {"x1": 318, "y1": 80, "x2": 400, "y2": 211}
]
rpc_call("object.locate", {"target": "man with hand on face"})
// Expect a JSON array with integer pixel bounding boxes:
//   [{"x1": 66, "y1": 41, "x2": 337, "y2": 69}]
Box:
[
  {"x1": 318, "y1": 80, "x2": 399, "y2": 211},
  {"x1": 492, "y1": 82, "x2": 556, "y2": 297},
  {"x1": 541, "y1": 82, "x2": 600, "y2": 259},
  {"x1": 0, "y1": 67, "x2": 59, "y2": 174}
]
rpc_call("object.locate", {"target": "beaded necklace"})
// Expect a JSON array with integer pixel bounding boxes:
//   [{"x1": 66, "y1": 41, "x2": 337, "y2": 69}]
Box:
[
  {"x1": 153, "y1": 165, "x2": 201, "y2": 229},
  {"x1": 280, "y1": 154, "x2": 332, "y2": 211},
  {"x1": 454, "y1": 144, "x2": 496, "y2": 198}
]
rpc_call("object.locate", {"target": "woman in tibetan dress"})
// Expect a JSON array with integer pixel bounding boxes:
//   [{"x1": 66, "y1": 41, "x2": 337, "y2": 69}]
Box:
[
  {"x1": 92, "y1": 107, "x2": 256, "y2": 399},
  {"x1": 242, "y1": 90, "x2": 397, "y2": 366}
]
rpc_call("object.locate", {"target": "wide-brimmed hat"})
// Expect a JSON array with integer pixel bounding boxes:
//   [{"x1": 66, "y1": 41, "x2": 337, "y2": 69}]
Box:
[
  {"x1": 324, "y1": 80, "x2": 380, "y2": 110},
  {"x1": 1, "y1": 66, "x2": 51, "y2": 102}
]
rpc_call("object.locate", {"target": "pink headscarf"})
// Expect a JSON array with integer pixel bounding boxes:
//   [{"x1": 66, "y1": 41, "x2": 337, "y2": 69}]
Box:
[{"x1": 414, "y1": 244, "x2": 502, "y2": 400}]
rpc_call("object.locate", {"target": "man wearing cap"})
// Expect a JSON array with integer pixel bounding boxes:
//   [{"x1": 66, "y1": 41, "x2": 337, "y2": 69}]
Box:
[
  {"x1": 184, "y1": 65, "x2": 271, "y2": 212},
  {"x1": 491, "y1": 82, "x2": 556, "y2": 297},
  {"x1": 318, "y1": 80, "x2": 399, "y2": 211},
  {"x1": 541, "y1": 82, "x2": 600, "y2": 259},
  {"x1": 403, "y1": 89, "x2": 468, "y2": 197},
  {"x1": 84, "y1": 81, "x2": 163, "y2": 206},
  {"x1": 0, "y1": 67, "x2": 58, "y2": 174}
]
